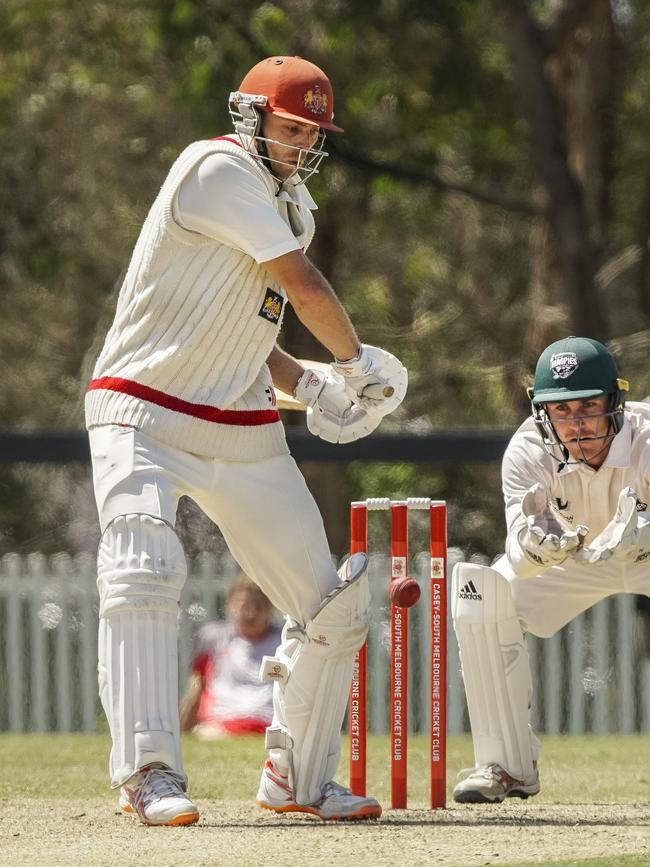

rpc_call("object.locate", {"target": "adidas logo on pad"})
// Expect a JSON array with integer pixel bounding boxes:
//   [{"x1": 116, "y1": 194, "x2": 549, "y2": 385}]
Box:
[{"x1": 458, "y1": 580, "x2": 482, "y2": 601}]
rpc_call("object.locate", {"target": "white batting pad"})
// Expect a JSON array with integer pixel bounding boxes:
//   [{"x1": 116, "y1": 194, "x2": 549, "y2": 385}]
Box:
[
  {"x1": 262, "y1": 553, "x2": 371, "y2": 805},
  {"x1": 452, "y1": 562, "x2": 536, "y2": 781},
  {"x1": 97, "y1": 513, "x2": 187, "y2": 788}
]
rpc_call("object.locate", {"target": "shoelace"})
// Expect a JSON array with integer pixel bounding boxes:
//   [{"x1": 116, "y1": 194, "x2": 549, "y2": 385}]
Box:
[
  {"x1": 129, "y1": 765, "x2": 187, "y2": 814},
  {"x1": 456, "y1": 764, "x2": 505, "y2": 783},
  {"x1": 320, "y1": 780, "x2": 353, "y2": 799}
]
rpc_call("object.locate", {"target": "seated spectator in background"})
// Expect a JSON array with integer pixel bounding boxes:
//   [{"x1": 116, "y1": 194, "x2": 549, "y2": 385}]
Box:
[{"x1": 180, "y1": 572, "x2": 282, "y2": 738}]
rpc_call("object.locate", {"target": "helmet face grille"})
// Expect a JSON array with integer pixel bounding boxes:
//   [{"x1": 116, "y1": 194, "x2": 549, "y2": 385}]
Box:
[
  {"x1": 229, "y1": 93, "x2": 265, "y2": 137},
  {"x1": 228, "y1": 92, "x2": 329, "y2": 184},
  {"x1": 532, "y1": 402, "x2": 622, "y2": 467}
]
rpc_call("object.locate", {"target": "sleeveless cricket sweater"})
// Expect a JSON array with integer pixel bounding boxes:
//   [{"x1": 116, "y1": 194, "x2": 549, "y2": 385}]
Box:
[{"x1": 85, "y1": 137, "x2": 315, "y2": 461}]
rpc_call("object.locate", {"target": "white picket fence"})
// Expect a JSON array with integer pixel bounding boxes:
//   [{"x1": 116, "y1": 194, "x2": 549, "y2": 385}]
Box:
[{"x1": 0, "y1": 550, "x2": 649, "y2": 734}]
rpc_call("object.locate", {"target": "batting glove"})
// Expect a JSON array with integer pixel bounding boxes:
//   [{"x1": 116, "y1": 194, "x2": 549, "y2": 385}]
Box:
[
  {"x1": 294, "y1": 368, "x2": 382, "y2": 444},
  {"x1": 331, "y1": 344, "x2": 407, "y2": 418},
  {"x1": 294, "y1": 368, "x2": 352, "y2": 415}
]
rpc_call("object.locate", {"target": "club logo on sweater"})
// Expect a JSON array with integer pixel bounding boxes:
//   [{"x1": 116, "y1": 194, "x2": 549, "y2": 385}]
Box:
[{"x1": 259, "y1": 289, "x2": 284, "y2": 324}]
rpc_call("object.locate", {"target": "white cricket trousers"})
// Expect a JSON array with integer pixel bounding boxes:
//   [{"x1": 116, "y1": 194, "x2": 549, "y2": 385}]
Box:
[
  {"x1": 493, "y1": 553, "x2": 650, "y2": 638},
  {"x1": 89, "y1": 424, "x2": 342, "y2": 788},
  {"x1": 89, "y1": 423, "x2": 340, "y2": 624}
]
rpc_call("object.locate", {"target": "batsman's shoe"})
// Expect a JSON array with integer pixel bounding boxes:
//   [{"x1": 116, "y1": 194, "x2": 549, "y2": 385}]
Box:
[
  {"x1": 120, "y1": 763, "x2": 199, "y2": 826},
  {"x1": 119, "y1": 788, "x2": 135, "y2": 814},
  {"x1": 453, "y1": 763, "x2": 540, "y2": 804},
  {"x1": 256, "y1": 759, "x2": 381, "y2": 820}
]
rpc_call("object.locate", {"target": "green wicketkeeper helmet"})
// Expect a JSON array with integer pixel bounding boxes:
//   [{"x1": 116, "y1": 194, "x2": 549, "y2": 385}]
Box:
[
  {"x1": 529, "y1": 336, "x2": 627, "y2": 405},
  {"x1": 527, "y1": 336, "x2": 629, "y2": 464}
]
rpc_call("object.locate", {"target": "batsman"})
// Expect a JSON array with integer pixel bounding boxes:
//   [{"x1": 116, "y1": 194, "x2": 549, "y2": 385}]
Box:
[
  {"x1": 452, "y1": 336, "x2": 650, "y2": 803},
  {"x1": 85, "y1": 56, "x2": 406, "y2": 825}
]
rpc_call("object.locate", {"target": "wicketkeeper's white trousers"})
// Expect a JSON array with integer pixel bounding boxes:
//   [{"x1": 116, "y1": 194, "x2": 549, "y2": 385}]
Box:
[
  {"x1": 493, "y1": 553, "x2": 650, "y2": 638},
  {"x1": 89, "y1": 423, "x2": 340, "y2": 623}
]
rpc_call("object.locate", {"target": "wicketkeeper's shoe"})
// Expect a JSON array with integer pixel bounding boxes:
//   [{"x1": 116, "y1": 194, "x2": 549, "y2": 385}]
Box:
[
  {"x1": 256, "y1": 759, "x2": 382, "y2": 820},
  {"x1": 453, "y1": 763, "x2": 540, "y2": 804},
  {"x1": 119, "y1": 763, "x2": 200, "y2": 826}
]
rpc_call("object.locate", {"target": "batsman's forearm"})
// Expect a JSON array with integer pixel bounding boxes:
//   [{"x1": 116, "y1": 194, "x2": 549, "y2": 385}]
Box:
[
  {"x1": 290, "y1": 286, "x2": 360, "y2": 361},
  {"x1": 267, "y1": 345, "x2": 305, "y2": 395},
  {"x1": 264, "y1": 250, "x2": 360, "y2": 361}
]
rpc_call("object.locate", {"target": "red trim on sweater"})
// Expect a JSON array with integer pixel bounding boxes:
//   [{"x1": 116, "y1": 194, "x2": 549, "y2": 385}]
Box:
[
  {"x1": 209, "y1": 135, "x2": 243, "y2": 147},
  {"x1": 87, "y1": 377, "x2": 280, "y2": 426}
]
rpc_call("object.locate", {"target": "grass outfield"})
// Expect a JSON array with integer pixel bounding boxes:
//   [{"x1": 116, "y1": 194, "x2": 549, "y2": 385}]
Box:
[
  {"x1": 1, "y1": 733, "x2": 648, "y2": 866},
  {"x1": 1, "y1": 732, "x2": 646, "y2": 804}
]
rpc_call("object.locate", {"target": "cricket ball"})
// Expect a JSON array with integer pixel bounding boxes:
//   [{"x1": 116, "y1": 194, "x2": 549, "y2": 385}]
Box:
[{"x1": 389, "y1": 576, "x2": 421, "y2": 608}]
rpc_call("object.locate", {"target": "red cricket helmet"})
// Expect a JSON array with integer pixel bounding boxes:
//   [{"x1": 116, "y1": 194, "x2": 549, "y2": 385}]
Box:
[{"x1": 236, "y1": 56, "x2": 344, "y2": 133}]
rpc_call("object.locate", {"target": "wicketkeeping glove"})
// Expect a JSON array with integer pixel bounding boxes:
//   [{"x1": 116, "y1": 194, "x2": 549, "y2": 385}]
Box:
[
  {"x1": 575, "y1": 487, "x2": 650, "y2": 564},
  {"x1": 331, "y1": 344, "x2": 407, "y2": 418},
  {"x1": 294, "y1": 368, "x2": 382, "y2": 444},
  {"x1": 517, "y1": 484, "x2": 587, "y2": 569}
]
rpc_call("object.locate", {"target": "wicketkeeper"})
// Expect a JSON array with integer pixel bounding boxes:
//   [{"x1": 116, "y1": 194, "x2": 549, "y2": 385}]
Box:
[
  {"x1": 452, "y1": 335, "x2": 650, "y2": 803},
  {"x1": 85, "y1": 56, "x2": 407, "y2": 825}
]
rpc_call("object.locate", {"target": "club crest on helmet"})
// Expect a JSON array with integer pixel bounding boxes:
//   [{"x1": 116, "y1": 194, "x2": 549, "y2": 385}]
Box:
[
  {"x1": 304, "y1": 86, "x2": 328, "y2": 117},
  {"x1": 550, "y1": 351, "x2": 579, "y2": 380}
]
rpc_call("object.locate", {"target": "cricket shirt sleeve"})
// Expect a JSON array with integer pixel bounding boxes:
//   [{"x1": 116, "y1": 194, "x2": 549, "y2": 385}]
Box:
[
  {"x1": 502, "y1": 424, "x2": 556, "y2": 579},
  {"x1": 174, "y1": 151, "x2": 302, "y2": 263},
  {"x1": 630, "y1": 412, "x2": 650, "y2": 507}
]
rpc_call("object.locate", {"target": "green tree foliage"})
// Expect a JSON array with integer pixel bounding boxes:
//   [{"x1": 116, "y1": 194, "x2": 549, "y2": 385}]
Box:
[{"x1": 1, "y1": 0, "x2": 649, "y2": 557}]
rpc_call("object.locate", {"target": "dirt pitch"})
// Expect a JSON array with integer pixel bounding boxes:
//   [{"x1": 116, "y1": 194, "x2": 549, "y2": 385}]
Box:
[
  {"x1": 2, "y1": 798, "x2": 649, "y2": 866},
  {"x1": 1, "y1": 734, "x2": 648, "y2": 866}
]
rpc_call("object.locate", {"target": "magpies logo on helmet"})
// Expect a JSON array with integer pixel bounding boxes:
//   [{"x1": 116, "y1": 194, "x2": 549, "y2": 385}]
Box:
[{"x1": 550, "y1": 351, "x2": 579, "y2": 380}]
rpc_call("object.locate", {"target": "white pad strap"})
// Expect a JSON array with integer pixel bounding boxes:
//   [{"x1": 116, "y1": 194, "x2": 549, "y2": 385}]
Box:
[
  {"x1": 262, "y1": 553, "x2": 370, "y2": 805},
  {"x1": 452, "y1": 562, "x2": 536, "y2": 780},
  {"x1": 97, "y1": 514, "x2": 187, "y2": 787}
]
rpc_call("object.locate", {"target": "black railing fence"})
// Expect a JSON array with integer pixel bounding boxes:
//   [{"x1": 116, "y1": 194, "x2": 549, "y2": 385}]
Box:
[{"x1": 0, "y1": 429, "x2": 513, "y2": 464}]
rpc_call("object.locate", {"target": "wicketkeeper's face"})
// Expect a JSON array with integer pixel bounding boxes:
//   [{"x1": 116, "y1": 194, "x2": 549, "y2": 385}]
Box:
[{"x1": 545, "y1": 395, "x2": 612, "y2": 467}]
